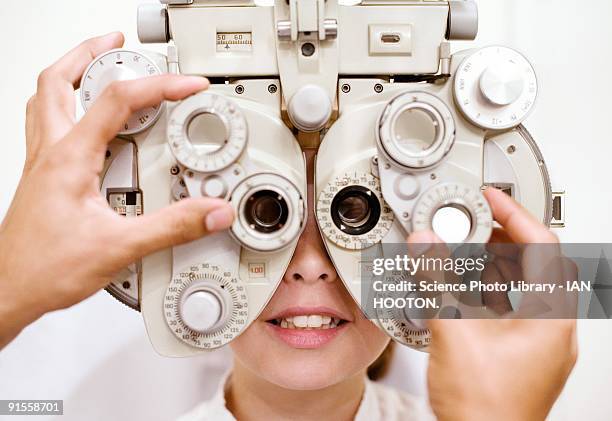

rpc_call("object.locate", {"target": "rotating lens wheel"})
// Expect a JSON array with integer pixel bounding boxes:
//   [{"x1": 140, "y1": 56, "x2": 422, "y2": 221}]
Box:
[
  {"x1": 167, "y1": 92, "x2": 248, "y2": 173},
  {"x1": 231, "y1": 173, "x2": 306, "y2": 252},
  {"x1": 317, "y1": 172, "x2": 394, "y2": 250},
  {"x1": 377, "y1": 91, "x2": 456, "y2": 170}
]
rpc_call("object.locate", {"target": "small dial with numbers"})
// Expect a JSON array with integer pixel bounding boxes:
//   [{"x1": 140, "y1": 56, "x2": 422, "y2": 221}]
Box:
[
  {"x1": 164, "y1": 264, "x2": 249, "y2": 349},
  {"x1": 80, "y1": 49, "x2": 163, "y2": 135},
  {"x1": 412, "y1": 182, "x2": 493, "y2": 244},
  {"x1": 454, "y1": 46, "x2": 538, "y2": 131},
  {"x1": 377, "y1": 304, "x2": 432, "y2": 350},
  {"x1": 317, "y1": 172, "x2": 394, "y2": 250}
]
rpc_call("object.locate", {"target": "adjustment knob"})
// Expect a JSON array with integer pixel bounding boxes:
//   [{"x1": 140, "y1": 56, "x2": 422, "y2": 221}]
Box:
[
  {"x1": 180, "y1": 290, "x2": 222, "y2": 333},
  {"x1": 288, "y1": 85, "x2": 332, "y2": 132},
  {"x1": 164, "y1": 265, "x2": 249, "y2": 349},
  {"x1": 454, "y1": 46, "x2": 538, "y2": 131},
  {"x1": 81, "y1": 49, "x2": 163, "y2": 135},
  {"x1": 137, "y1": 4, "x2": 169, "y2": 44},
  {"x1": 412, "y1": 182, "x2": 493, "y2": 244},
  {"x1": 479, "y1": 63, "x2": 525, "y2": 106}
]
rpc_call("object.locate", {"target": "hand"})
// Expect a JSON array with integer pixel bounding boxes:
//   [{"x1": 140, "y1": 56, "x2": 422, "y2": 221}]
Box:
[
  {"x1": 411, "y1": 188, "x2": 578, "y2": 421},
  {"x1": 0, "y1": 33, "x2": 235, "y2": 349}
]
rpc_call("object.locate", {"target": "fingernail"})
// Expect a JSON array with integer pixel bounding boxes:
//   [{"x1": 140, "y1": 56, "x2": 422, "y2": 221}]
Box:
[
  {"x1": 102, "y1": 31, "x2": 124, "y2": 42},
  {"x1": 185, "y1": 76, "x2": 209, "y2": 88},
  {"x1": 205, "y1": 206, "x2": 234, "y2": 232},
  {"x1": 407, "y1": 230, "x2": 438, "y2": 257}
]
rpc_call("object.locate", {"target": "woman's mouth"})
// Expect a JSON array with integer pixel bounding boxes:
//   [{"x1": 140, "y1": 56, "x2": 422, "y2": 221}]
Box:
[
  {"x1": 265, "y1": 309, "x2": 350, "y2": 349},
  {"x1": 268, "y1": 314, "x2": 346, "y2": 330}
]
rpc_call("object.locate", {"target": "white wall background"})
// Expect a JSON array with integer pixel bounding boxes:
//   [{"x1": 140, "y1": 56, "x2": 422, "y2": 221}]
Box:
[{"x1": 0, "y1": 1, "x2": 611, "y2": 420}]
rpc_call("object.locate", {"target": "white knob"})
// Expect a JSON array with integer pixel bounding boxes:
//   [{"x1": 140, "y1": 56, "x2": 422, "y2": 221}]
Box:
[
  {"x1": 479, "y1": 63, "x2": 525, "y2": 106},
  {"x1": 180, "y1": 290, "x2": 222, "y2": 333},
  {"x1": 137, "y1": 4, "x2": 169, "y2": 44},
  {"x1": 202, "y1": 176, "x2": 227, "y2": 198},
  {"x1": 394, "y1": 175, "x2": 420, "y2": 200},
  {"x1": 288, "y1": 85, "x2": 332, "y2": 132}
]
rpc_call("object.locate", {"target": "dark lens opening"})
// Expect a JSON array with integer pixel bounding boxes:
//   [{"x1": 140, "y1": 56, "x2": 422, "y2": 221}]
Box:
[
  {"x1": 244, "y1": 190, "x2": 289, "y2": 234},
  {"x1": 331, "y1": 186, "x2": 381, "y2": 236}
]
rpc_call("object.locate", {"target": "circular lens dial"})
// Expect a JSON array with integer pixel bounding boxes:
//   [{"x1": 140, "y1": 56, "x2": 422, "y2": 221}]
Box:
[
  {"x1": 167, "y1": 93, "x2": 248, "y2": 173},
  {"x1": 80, "y1": 49, "x2": 163, "y2": 135},
  {"x1": 317, "y1": 172, "x2": 394, "y2": 250},
  {"x1": 231, "y1": 173, "x2": 305, "y2": 252},
  {"x1": 244, "y1": 190, "x2": 290, "y2": 234},
  {"x1": 454, "y1": 46, "x2": 538, "y2": 130},
  {"x1": 164, "y1": 264, "x2": 248, "y2": 349},
  {"x1": 376, "y1": 299, "x2": 431, "y2": 350},
  {"x1": 412, "y1": 183, "x2": 493, "y2": 244},
  {"x1": 378, "y1": 92, "x2": 455, "y2": 170}
]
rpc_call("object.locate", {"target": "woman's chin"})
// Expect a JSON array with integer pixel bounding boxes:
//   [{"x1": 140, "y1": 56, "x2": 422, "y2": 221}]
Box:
[
  {"x1": 232, "y1": 322, "x2": 363, "y2": 391},
  {"x1": 261, "y1": 356, "x2": 351, "y2": 390}
]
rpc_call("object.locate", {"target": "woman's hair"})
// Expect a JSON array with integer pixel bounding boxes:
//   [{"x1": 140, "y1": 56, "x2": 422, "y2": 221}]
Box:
[{"x1": 367, "y1": 341, "x2": 394, "y2": 381}]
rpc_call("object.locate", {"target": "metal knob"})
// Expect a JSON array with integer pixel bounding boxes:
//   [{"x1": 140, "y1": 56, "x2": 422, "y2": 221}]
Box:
[
  {"x1": 288, "y1": 85, "x2": 332, "y2": 132},
  {"x1": 137, "y1": 4, "x2": 169, "y2": 44},
  {"x1": 179, "y1": 290, "x2": 222, "y2": 333},
  {"x1": 479, "y1": 63, "x2": 525, "y2": 106}
]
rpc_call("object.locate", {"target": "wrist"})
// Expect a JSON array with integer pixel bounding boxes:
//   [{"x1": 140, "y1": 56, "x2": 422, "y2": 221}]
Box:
[
  {"x1": 0, "y1": 276, "x2": 45, "y2": 350},
  {"x1": 454, "y1": 402, "x2": 537, "y2": 421}
]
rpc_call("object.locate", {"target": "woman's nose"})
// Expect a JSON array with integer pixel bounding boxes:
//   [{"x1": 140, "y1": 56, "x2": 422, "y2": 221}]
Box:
[{"x1": 284, "y1": 223, "x2": 337, "y2": 285}]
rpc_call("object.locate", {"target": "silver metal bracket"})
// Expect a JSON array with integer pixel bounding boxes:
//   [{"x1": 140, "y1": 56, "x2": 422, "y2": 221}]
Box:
[
  {"x1": 277, "y1": 0, "x2": 338, "y2": 42},
  {"x1": 551, "y1": 191, "x2": 566, "y2": 228}
]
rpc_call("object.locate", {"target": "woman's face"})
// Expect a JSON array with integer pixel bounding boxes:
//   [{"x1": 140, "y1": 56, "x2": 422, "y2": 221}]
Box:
[{"x1": 230, "y1": 151, "x2": 390, "y2": 391}]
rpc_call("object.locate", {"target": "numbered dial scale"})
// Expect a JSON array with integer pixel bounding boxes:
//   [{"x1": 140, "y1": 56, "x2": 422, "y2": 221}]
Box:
[
  {"x1": 80, "y1": 49, "x2": 163, "y2": 135},
  {"x1": 412, "y1": 183, "x2": 493, "y2": 244},
  {"x1": 454, "y1": 46, "x2": 538, "y2": 131},
  {"x1": 164, "y1": 264, "x2": 249, "y2": 349},
  {"x1": 377, "y1": 300, "x2": 431, "y2": 349},
  {"x1": 317, "y1": 172, "x2": 394, "y2": 250}
]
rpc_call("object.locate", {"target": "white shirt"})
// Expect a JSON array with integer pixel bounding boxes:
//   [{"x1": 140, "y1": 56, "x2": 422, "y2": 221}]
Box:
[{"x1": 177, "y1": 372, "x2": 436, "y2": 421}]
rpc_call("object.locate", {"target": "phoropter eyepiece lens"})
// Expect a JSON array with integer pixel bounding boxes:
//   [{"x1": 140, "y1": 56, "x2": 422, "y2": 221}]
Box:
[
  {"x1": 244, "y1": 190, "x2": 289, "y2": 234},
  {"x1": 336, "y1": 195, "x2": 371, "y2": 227},
  {"x1": 331, "y1": 186, "x2": 381, "y2": 236}
]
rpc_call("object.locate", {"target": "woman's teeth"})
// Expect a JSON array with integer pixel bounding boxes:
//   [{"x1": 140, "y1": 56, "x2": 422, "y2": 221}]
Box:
[{"x1": 275, "y1": 315, "x2": 342, "y2": 329}]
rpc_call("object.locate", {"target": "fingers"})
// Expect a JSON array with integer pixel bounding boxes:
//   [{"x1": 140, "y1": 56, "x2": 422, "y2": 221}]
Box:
[
  {"x1": 484, "y1": 187, "x2": 557, "y2": 244},
  {"x1": 122, "y1": 198, "x2": 234, "y2": 261},
  {"x1": 486, "y1": 228, "x2": 521, "y2": 260},
  {"x1": 481, "y1": 262, "x2": 513, "y2": 315},
  {"x1": 35, "y1": 33, "x2": 125, "y2": 147},
  {"x1": 407, "y1": 230, "x2": 446, "y2": 258},
  {"x1": 40, "y1": 32, "x2": 125, "y2": 91},
  {"x1": 70, "y1": 74, "x2": 209, "y2": 159}
]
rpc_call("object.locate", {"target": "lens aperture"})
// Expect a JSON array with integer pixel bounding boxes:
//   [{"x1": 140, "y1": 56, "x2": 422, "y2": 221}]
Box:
[
  {"x1": 244, "y1": 190, "x2": 289, "y2": 234},
  {"x1": 331, "y1": 186, "x2": 381, "y2": 236}
]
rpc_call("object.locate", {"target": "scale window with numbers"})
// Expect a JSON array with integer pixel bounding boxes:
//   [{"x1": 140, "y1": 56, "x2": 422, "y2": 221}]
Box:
[{"x1": 216, "y1": 32, "x2": 253, "y2": 53}]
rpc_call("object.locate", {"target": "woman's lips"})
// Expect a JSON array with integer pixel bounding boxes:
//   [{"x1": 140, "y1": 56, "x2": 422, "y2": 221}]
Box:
[
  {"x1": 264, "y1": 306, "x2": 352, "y2": 349},
  {"x1": 266, "y1": 322, "x2": 349, "y2": 349}
]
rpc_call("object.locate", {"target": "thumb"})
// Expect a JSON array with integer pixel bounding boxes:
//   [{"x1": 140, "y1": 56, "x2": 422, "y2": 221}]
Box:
[{"x1": 122, "y1": 198, "x2": 235, "y2": 260}]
